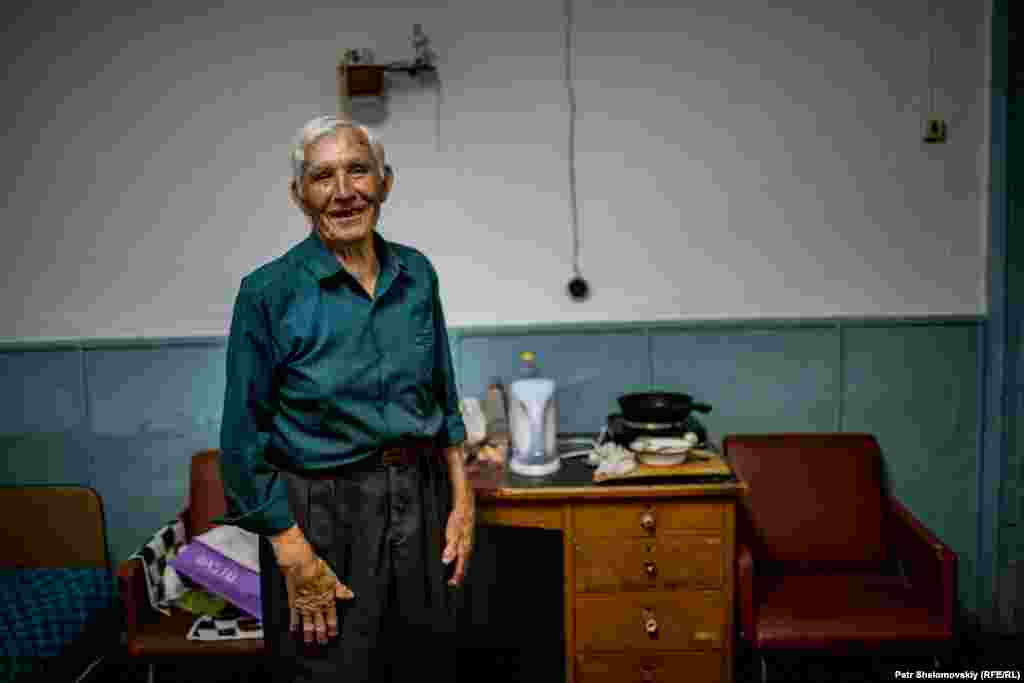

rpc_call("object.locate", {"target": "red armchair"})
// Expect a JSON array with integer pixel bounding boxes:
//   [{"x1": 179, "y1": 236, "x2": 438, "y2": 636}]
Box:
[
  {"x1": 722, "y1": 434, "x2": 956, "y2": 679},
  {"x1": 118, "y1": 450, "x2": 264, "y2": 682}
]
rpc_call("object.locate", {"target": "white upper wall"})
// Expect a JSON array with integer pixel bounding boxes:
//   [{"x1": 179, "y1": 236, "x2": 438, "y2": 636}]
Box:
[{"x1": 0, "y1": 0, "x2": 991, "y2": 340}]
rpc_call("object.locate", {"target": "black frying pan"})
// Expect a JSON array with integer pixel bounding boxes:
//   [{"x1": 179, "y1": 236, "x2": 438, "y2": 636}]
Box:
[{"x1": 617, "y1": 392, "x2": 712, "y2": 424}]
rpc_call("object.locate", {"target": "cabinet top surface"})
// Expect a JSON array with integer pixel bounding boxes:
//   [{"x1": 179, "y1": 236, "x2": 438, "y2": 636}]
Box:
[{"x1": 469, "y1": 457, "x2": 747, "y2": 503}]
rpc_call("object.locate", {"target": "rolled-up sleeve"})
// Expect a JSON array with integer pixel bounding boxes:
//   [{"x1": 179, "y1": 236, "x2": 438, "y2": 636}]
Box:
[
  {"x1": 212, "y1": 284, "x2": 296, "y2": 536},
  {"x1": 429, "y1": 267, "x2": 466, "y2": 447}
]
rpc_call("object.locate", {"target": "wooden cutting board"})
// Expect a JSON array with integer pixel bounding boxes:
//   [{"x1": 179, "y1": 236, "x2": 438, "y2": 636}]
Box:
[{"x1": 593, "y1": 449, "x2": 734, "y2": 484}]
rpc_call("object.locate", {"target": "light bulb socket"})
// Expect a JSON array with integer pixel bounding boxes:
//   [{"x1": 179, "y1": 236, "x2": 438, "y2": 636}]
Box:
[{"x1": 567, "y1": 276, "x2": 590, "y2": 302}]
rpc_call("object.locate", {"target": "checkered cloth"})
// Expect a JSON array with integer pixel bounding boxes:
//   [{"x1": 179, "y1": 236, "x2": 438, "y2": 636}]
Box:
[
  {"x1": 128, "y1": 516, "x2": 188, "y2": 617},
  {"x1": 130, "y1": 517, "x2": 264, "y2": 641},
  {"x1": 187, "y1": 613, "x2": 263, "y2": 641}
]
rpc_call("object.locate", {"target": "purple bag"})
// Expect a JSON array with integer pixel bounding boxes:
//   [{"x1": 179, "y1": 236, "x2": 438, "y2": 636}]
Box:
[{"x1": 169, "y1": 526, "x2": 261, "y2": 619}]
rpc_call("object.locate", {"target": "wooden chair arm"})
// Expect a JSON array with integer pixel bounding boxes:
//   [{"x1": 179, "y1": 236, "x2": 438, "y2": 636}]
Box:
[
  {"x1": 886, "y1": 496, "x2": 957, "y2": 637},
  {"x1": 117, "y1": 557, "x2": 158, "y2": 648},
  {"x1": 732, "y1": 501, "x2": 758, "y2": 644},
  {"x1": 116, "y1": 508, "x2": 192, "y2": 645},
  {"x1": 736, "y1": 540, "x2": 756, "y2": 643}
]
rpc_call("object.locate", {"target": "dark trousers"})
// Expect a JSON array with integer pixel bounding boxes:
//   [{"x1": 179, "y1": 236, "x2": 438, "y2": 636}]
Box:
[{"x1": 258, "y1": 447, "x2": 460, "y2": 682}]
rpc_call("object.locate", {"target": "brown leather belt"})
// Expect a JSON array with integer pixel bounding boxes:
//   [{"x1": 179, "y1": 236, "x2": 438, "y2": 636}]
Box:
[
  {"x1": 273, "y1": 439, "x2": 438, "y2": 480},
  {"x1": 379, "y1": 441, "x2": 428, "y2": 466}
]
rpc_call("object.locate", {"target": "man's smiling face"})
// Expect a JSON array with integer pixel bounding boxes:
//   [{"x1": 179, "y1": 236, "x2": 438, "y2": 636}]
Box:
[{"x1": 294, "y1": 127, "x2": 391, "y2": 249}]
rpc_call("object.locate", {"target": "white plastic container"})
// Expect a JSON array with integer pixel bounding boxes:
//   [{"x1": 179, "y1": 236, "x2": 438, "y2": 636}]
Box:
[{"x1": 507, "y1": 377, "x2": 559, "y2": 476}]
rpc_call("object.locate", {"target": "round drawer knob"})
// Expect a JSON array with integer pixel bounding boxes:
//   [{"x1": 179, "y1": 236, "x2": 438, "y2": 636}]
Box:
[
  {"x1": 640, "y1": 510, "x2": 656, "y2": 531},
  {"x1": 642, "y1": 608, "x2": 658, "y2": 635},
  {"x1": 643, "y1": 560, "x2": 657, "y2": 577}
]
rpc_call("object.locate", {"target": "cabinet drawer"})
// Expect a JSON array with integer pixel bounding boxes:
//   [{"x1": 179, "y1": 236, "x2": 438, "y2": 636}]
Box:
[
  {"x1": 575, "y1": 534, "x2": 724, "y2": 593},
  {"x1": 478, "y1": 502, "x2": 562, "y2": 530},
  {"x1": 576, "y1": 651, "x2": 723, "y2": 683},
  {"x1": 573, "y1": 501, "x2": 724, "y2": 538},
  {"x1": 575, "y1": 591, "x2": 726, "y2": 652}
]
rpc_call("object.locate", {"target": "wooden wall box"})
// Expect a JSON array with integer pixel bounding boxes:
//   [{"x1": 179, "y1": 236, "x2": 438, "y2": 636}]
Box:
[{"x1": 338, "y1": 65, "x2": 385, "y2": 97}]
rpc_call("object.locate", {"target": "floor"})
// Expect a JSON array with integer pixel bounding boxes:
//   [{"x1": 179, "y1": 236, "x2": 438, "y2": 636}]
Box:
[{"x1": 81, "y1": 635, "x2": 1023, "y2": 683}]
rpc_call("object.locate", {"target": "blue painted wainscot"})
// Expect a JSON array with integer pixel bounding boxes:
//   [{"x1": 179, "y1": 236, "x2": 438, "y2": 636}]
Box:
[{"x1": 0, "y1": 316, "x2": 988, "y2": 623}]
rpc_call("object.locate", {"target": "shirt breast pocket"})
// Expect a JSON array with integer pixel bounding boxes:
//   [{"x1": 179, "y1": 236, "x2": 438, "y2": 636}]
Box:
[
  {"x1": 408, "y1": 303, "x2": 435, "y2": 387},
  {"x1": 405, "y1": 328, "x2": 434, "y2": 389},
  {"x1": 414, "y1": 326, "x2": 434, "y2": 349},
  {"x1": 410, "y1": 298, "x2": 435, "y2": 350}
]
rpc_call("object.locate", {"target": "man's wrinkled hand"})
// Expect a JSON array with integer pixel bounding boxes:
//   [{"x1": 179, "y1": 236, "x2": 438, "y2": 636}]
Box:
[
  {"x1": 282, "y1": 555, "x2": 355, "y2": 646},
  {"x1": 442, "y1": 501, "x2": 475, "y2": 587}
]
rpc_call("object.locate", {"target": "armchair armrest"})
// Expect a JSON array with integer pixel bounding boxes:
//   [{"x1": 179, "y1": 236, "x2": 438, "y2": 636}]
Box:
[
  {"x1": 117, "y1": 557, "x2": 158, "y2": 655},
  {"x1": 735, "y1": 508, "x2": 757, "y2": 643},
  {"x1": 885, "y1": 497, "x2": 956, "y2": 637},
  {"x1": 736, "y1": 540, "x2": 756, "y2": 643},
  {"x1": 117, "y1": 506, "x2": 193, "y2": 655}
]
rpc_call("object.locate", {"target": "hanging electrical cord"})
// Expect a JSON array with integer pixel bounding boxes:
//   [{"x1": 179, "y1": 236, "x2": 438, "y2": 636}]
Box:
[
  {"x1": 928, "y1": 3, "x2": 934, "y2": 116},
  {"x1": 926, "y1": 0, "x2": 935, "y2": 118},
  {"x1": 338, "y1": 53, "x2": 353, "y2": 121},
  {"x1": 564, "y1": 0, "x2": 590, "y2": 301},
  {"x1": 922, "y1": 0, "x2": 946, "y2": 143},
  {"x1": 436, "y1": 77, "x2": 443, "y2": 153}
]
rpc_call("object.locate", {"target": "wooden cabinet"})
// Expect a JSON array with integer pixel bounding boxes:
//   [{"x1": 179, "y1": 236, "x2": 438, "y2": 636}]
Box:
[
  {"x1": 574, "y1": 532, "x2": 724, "y2": 593},
  {"x1": 576, "y1": 651, "x2": 723, "y2": 683},
  {"x1": 571, "y1": 500, "x2": 734, "y2": 683},
  {"x1": 575, "y1": 590, "x2": 726, "y2": 651},
  {"x1": 473, "y1": 462, "x2": 743, "y2": 683}
]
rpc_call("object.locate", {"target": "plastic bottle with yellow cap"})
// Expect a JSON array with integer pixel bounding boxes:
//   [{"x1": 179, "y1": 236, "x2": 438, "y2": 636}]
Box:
[{"x1": 519, "y1": 351, "x2": 539, "y2": 379}]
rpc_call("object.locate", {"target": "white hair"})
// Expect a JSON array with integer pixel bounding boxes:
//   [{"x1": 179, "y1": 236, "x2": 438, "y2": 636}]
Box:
[{"x1": 289, "y1": 116, "x2": 391, "y2": 191}]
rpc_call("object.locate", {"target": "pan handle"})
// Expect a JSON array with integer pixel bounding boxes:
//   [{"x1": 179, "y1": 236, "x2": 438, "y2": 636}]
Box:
[{"x1": 691, "y1": 402, "x2": 713, "y2": 413}]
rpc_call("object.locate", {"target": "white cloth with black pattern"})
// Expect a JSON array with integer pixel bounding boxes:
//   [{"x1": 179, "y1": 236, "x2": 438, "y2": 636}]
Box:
[
  {"x1": 128, "y1": 516, "x2": 188, "y2": 617},
  {"x1": 187, "y1": 613, "x2": 263, "y2": 641}
]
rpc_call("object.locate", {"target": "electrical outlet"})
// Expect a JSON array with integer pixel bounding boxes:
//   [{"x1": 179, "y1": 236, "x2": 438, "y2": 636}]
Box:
[{"x1": 924, "y1": 115, "x2": 947, "y2": 143}]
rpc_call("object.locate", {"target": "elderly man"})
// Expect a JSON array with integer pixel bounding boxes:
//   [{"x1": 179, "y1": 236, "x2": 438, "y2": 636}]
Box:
[{"x1": 215, "y1": 115, "x2": 474, "y2": 682}]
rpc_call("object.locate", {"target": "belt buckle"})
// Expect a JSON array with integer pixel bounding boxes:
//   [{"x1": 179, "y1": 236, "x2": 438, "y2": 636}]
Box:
[{"x1": 381, "y1": 447, "x2": 405, "y2": 466}]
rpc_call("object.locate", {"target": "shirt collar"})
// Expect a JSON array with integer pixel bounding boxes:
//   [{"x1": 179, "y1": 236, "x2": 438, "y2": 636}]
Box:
[{"x1": 300, "y1": 229, "x2": 408, "y2": 282}]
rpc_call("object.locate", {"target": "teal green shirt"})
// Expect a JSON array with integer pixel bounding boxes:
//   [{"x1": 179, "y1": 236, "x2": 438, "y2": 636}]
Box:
[{"x1": 214, "y1": 231, "x2": 466, "y2": 536}]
